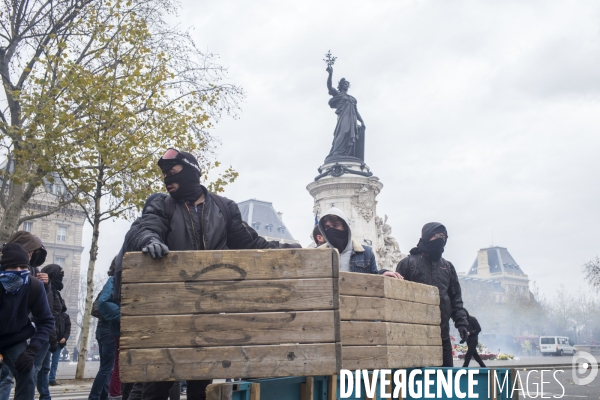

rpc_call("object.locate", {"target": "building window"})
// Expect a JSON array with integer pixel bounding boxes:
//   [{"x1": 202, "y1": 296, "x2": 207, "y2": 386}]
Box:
[
  {"x1": 52, "y1": 182, "x2": 65, "y2": 196},
  {"x1": 278, "y1": 226, "x2": 285, "y2": 234},
  {"x1": 265, "y1": 224, "x2": 273, "y2": 233},
  {"x1": 23, "y1": 222, "x2": 33, "y2": 232},
  {"x1": 252, "y1": 222, "x2": 260, "y2": 231},
  {"x1": 57, "y1": 226, "x2": 67, "y2": 242},
  {"x1": 56, "y1": 257, "x2": 66, "y2": 267}
]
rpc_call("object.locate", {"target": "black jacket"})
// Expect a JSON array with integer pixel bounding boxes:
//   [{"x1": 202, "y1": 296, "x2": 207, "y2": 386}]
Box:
[
  {"x1": 466, "y1": 315, "x2": 481, "y2": 342},
  {"x1": 53, "y1": 290, "x2": 71, "y2": 348},
  {"x1": 127, "y1": 188, "x2": 277, "y2": 252},
  {"x1": 396, "y1": 254, "x2": 468, "y2": 340}
]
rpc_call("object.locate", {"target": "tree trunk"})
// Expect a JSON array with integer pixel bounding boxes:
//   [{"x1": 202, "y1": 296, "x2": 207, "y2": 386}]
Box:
[
  {"x1": 0, "y1": 182, "x2": 31, "y2": 242},
  {"x1": 75, "y1": 181, "x2": 103, "y2": 379}
]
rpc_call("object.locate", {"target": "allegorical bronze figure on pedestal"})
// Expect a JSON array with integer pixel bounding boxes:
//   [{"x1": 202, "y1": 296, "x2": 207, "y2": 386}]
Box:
[{"x1": 323, "y1": 51, "x2": 366, "y2": 164}]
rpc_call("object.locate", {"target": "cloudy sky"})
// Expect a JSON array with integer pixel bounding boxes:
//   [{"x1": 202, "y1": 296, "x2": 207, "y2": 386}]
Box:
[{"x1": 84, "y1": 0, "x2": 600, "y2": 299}]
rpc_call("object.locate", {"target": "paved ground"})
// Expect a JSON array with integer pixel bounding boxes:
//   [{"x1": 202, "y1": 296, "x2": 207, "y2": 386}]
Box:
[
  {"x1": 55, "y1": 361, "x2": 100, "y2": 379},
  {"x1": 457, "y1": 355, "x2": 576, "y2": 368}
]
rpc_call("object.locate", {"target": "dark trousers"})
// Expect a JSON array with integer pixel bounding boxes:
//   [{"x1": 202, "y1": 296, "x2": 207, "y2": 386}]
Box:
[
  {"x1": 89, "y1": 324, "x2": 116, "y2": 400},
  {"x1": 442, "y1": 337, "x2": 454, "y2": 367},
  {"x1": 141, "y1": 380, "x2": 210, "y2": 400},
  {"x1": 0, "y1": 341, "x2": 37, "y2": 400},
  {"x1": 463, "y1": 339, "x2": 486, "y2": 367},
  {"x1": 123, "y1": 382, "x2": 143, "y2": 400},
  {"x1": 36, "y1": 344, "x2": 53, "y2": 400}
]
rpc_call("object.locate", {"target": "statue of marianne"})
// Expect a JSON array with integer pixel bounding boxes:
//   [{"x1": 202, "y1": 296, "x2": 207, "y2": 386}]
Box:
[{"x1": 325, "y1": 65, "x2": 366, "y2": 162}]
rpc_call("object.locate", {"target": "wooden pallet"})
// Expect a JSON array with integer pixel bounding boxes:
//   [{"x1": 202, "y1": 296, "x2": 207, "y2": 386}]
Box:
[{"x1": 119, "y1": 249, "x2": 442, "y2": 382}]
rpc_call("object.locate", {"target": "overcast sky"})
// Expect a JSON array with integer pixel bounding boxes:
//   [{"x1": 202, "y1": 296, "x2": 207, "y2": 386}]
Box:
[{"x1": 83, "y1": 0, "x2": 600, "y2": 299}]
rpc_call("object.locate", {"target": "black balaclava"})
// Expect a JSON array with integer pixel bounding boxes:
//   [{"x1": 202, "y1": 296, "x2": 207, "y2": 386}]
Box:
[
  {"x1": 161, "y1": 151, "x2": 203, "y2": 202},
  {"x1": 324, "y1": 222, "x2": 349, "y2": 254},
  {"x1": 409, "y1": 222, "x2": 448, "y2": 262},
  {"x1": 42, "y1": 264, "x2": 64, "y2": 291}
]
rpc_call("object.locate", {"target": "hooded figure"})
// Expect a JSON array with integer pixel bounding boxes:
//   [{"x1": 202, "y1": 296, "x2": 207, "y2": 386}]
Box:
[
  {"x1": 40, "y1": 264, "x2": 70, "y2": 348},
  {"x1": 318, "y1": 207, "x2": 390, "y2": 275},
  {"x1": 396, "y1": 222, "x2": 469, "y2": 367},
  {"x1": 4, "y1": 231, "x2": 57, "y2": 354},
  {"x1": 6, "y1": 231, "x2": 47, "y2": 273}
]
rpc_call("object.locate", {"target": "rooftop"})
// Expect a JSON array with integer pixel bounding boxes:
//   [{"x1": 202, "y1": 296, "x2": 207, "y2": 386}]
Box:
[
  {"x1": 238, "y1": 199, "x2": 296, "y2": 241},
  {"x1": 468, "y1": 246, "x2": 526, "y2": 276}
]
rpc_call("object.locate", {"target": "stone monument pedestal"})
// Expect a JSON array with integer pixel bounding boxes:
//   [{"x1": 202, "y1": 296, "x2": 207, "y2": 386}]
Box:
[{"x1": 307, "y1": 161, "x2": 404, "y2": 270}]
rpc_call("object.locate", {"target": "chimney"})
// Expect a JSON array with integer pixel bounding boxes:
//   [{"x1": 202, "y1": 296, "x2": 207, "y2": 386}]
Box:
[{"x1": 277, "y1": 211, "x2": 283, "y2": 221}]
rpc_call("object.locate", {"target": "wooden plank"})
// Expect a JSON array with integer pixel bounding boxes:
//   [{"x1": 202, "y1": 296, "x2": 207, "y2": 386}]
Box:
[
  {"x1": 339, "y1": 296, "x2": 441, "y2": 325},
  {"x1": 122, "y1": 249, "x2": 335, "y2": 283},
  {"x1": 341, "y1": 345, "x2": 443, "y2": 370},
  {"x1": 340, "y1": 321, "x2": 441, "y2": 346},
  {"x1": 120, "y1": 311, "x2": 336, "y2": 349},
  {"x1": 327, "y1": 375, "x2": 337, "y2": 400},
  {"x1": 338, "y1": 272, "x2": 439, "y2": 305},
  {"x1": 206, "y1": 384, "x2": 223, "y2": 400},
  {"x1": 300, "y1": 377, "x2": 314, "y2": 400},
  {"x1": 120, "y1": 344, "x2": 338, "y2": 382},
  {"x1": 121, "y1": 279, "x2": 335, "y2": 316},
  {"x1": 250, "y1": 383, "x2": 260, "y2": 400}
]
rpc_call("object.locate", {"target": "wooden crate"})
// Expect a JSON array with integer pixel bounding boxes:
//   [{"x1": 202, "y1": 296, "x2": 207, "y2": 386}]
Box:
[
  {"x1": 338, "y1": 271, "x2": 443, "y2": 369},
  {"x1": 119, "y1": 249, "x2": 442, "y2": 382},
  {"x1": 119, "y1": 249, "x2": 341, "y2": 382}
]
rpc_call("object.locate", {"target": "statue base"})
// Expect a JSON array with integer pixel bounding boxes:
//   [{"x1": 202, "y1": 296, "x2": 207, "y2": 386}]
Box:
[
  {"x1": 307, "y1": 162, "x2": 405, "y2": 270},
  {"x1": 314, "y1": 160, "x2": 373, "y2": 181}
]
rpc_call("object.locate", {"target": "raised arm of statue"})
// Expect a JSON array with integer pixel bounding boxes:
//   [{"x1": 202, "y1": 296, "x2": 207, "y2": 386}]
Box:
[{"x1": 326, "y1": 66, "x2": 336, "y2": 96}]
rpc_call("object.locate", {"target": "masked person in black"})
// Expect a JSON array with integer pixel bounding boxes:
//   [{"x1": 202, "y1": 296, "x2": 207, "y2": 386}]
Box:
[
  {"x1": 38, "y1": 264, "x2": 70, "y2": 390},
  {"x1": 127, "y1": 148, "x2": 280, "y2": 400},
  {"x1": 395, "y1": 223, "x2": 469, "y2": 367},
  {"x1": 461, "y1": 311, "x2": 485, "y2": 368}
]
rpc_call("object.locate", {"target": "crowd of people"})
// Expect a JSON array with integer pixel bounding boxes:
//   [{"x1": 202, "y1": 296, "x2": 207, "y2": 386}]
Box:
[
  {"x1": 0, "y1": 147, "x2": 485, "y2": 400},
  {"x1": 0, "y1": 232, "x2": 72, "y2": 400}
]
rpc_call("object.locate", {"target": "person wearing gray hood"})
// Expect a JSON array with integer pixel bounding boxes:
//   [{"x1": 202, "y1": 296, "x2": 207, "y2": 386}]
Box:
[{"x1": 318, "y1": 207, "x2": 402, "y2": 278}]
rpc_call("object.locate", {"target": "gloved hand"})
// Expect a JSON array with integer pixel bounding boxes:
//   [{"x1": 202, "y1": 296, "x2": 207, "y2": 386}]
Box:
[
  {"x1": 458, "y1": 326, "x2": 469, "y2": 342},
  {"x1": 15, "y1": 345, "x2": 38, "y2": 373},
  {"x1": 142, "y1": 241, "x2": 169, "y2": 259}
]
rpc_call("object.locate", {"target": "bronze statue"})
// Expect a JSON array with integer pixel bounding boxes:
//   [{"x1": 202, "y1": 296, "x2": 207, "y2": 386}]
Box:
[{"x1": 324, "y1": 58, "x2": 366, "y2": 163}]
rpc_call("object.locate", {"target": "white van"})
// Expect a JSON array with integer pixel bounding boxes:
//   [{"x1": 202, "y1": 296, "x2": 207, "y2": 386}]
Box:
[{"x1": 539, "y1": 336, "x2": 575, "y2": 356}]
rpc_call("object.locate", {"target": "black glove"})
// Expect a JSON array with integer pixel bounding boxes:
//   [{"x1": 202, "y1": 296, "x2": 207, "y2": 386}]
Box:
[
  {"x1": 142, "y1": 241, "x2": 169, "y2": 259},
  {"x1": 15, "y1": 345, "x2": 38, "y2": 374},
  {"x1": 458, "y1": 326, "x2": 468, "y2": 342}
]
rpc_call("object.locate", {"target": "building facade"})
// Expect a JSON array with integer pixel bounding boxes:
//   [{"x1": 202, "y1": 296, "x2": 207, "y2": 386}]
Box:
[
  {"x1": 13, "y1": 183, "x2": 86, "y2": 352},
  {"x1": 459, "y1": 246, "x2": 531, "y2": 303}
]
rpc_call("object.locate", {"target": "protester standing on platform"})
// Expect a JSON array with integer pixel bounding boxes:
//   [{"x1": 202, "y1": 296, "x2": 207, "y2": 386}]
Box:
[
  {"x1": 318, "y1": 207, "x2": 402, "y2": 278},
  {"x1": 126, "y1": 148, "x2": 281, "y2": 400},
  {"x1": 396, "y1": 222, "x2": 469, "y2": 367}
]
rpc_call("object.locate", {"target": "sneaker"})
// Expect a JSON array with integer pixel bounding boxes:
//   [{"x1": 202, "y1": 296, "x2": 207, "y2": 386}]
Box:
[{"x1": 49, "y1": 381, "x2": 59, "y2": 386}]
